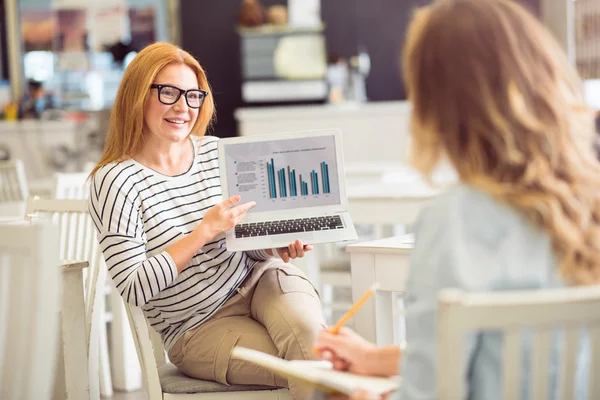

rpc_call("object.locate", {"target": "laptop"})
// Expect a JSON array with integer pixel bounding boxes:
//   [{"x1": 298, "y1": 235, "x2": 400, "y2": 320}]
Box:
[{"x1": 218, "y1": 129, "x2": 358, "y2": 252}]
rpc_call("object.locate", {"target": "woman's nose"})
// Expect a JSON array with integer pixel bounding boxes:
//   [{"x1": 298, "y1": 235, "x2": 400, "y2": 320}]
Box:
[{"x1": 173, "y1": 95, "x2": 188, "y2": 112}]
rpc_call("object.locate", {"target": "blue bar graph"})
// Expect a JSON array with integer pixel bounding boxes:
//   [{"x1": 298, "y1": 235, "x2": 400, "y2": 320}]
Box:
[
  {"x1": 324, "y1": 163, "x2": 330, "y2": 194},
  {"x1": 288, "y1": 167, "x2": 298, "y2": 197},
  {"x1": 266, "y1": 160, "x2": 330, "y2": 197},
  {"x1": 321, "y1": 162, "x2": 329, "y2": 194},
  {"x1": 267, "y1": 159, "x2": 277, "y2": 198}
]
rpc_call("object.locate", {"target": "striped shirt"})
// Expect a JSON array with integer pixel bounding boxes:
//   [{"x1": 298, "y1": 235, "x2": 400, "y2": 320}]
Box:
[{"x1": 89, "y1": 135, "x2": 271, "y2": 351}]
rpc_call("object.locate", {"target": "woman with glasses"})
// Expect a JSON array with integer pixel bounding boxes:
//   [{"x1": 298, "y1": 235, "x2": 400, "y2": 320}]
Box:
[
  {"x1": 313, "y1": 0, "x2": 597, "y2": 399},
  {"x1": 88, "y1": 42, "x2": 326, "y2": 400}
]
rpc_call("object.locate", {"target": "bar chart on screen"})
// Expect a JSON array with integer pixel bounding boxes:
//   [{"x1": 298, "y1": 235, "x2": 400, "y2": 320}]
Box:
[
  {"x1": 224, "y1": 135, "x2": 342, "y2": 212},
  {"x1": 265, "y1": 158, "x2": 331, "y2": 198}
]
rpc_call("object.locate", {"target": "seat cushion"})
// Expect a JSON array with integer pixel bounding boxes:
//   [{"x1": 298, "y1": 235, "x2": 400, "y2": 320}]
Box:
[{"x1": 158, "y1": 363, "x2": 282, "y2": 394}]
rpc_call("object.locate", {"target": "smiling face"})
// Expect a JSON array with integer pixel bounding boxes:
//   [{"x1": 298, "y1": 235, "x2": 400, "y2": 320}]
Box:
[{"x1": 143, "y1": 63, "x2": 200, "y2": 145}]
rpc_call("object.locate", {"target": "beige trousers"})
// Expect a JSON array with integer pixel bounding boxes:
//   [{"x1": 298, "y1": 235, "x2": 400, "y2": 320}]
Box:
[{"x1": 168, "y1": 258, "x2": 327, "y2": 400}]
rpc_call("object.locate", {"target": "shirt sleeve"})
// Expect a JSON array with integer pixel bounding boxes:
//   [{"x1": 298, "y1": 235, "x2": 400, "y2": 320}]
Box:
[{"x1": 89, "y1": 166, "x2": 179, "y2": 307}]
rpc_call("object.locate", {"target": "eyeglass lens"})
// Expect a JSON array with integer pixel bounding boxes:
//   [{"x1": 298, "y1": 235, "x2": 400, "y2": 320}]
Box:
[{"x1": 159, "y1": 86, "x2": 204, "y2": 108}]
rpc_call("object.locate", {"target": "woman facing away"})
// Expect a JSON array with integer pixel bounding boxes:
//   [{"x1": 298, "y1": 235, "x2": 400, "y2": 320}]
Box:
[
  {"x1": 88, "y1": 42, "x2": 327, "y2": 400},
  {"x1": 313, "y1": 0, "x2": 600, "y2": 399}
]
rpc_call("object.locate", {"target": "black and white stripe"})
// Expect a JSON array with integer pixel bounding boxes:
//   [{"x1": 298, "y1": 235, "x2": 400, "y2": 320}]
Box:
[{"x1": 89, "y1": 135, "x2": 271, "y2": 351}]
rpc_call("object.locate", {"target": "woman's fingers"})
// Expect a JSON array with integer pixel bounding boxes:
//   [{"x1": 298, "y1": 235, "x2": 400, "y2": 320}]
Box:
[
  {"x1": 287, "y1": 243, "x2": 298, "y2": 258},
  {"x1": 233, "y1": 201, "x2": 256, "y2": 216},
  {"x1": 229, "y1": 201, "x2": 256, "y2": 227},
  {"x1": 221, "y1": 195, "x2": 241, "y2": 210},
  {"x1": 295, "y1": 240, "x2": 305, "y2": 257}
]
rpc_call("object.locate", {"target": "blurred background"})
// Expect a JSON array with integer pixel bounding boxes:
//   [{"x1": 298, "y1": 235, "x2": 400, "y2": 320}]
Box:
[
  {"x1": 0, "y1": 1, "x2": 597, "y2": 399},
  {"x1": 0, "y1": 0, "x2": 593, "y2": 189}
]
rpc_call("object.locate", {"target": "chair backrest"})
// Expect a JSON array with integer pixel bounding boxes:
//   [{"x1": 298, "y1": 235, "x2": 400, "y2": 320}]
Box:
[
  {"x1": 0, "y1": 159, "x2": 29, "y2": 202},
  {"x1": 53, "y1": 172, "x2": 90, "y2": 199},
  {"x1": 124, "y1": 302, "x2": 166, "y2": 400},
  {"x1": 0, "y1": 222, "x2": 60, "y2": 400},
  {"x1": 438, "y1": 287, "x2": 600, "y2": 400},
  {"x1": 24, "y1": 197, "x2": 105, "y2": 341}
]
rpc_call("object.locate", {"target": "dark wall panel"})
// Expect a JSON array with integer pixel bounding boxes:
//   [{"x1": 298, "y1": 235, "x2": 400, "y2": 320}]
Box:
[
  {"x1": 321, "y1": 0, "x2": 359, "y2": 60},
  {"x1": 355, "y1": 0, "x2": 430, "y2": 101},
  {"x1": 180, "y1": 1, "x2": 242, "y2": 138}
]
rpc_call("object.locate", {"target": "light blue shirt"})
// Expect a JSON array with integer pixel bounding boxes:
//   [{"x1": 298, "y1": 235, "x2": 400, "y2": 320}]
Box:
[{"x1": 395, "y1": 184, "x2": 589, "y2": 400}]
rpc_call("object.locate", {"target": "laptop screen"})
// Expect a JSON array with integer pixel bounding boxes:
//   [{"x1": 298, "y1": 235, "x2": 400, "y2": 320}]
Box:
[{"x1": 222, "y1": 134, "x2": 342, "y2": 212}]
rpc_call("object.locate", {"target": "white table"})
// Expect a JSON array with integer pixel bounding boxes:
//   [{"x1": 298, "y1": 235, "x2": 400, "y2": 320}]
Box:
[
  {"x1": 346, "y1": 236, "x2": 414, "y2": 346},
  {"x1": 55, "y1": 260, "x2": 91, "y2": 400}
]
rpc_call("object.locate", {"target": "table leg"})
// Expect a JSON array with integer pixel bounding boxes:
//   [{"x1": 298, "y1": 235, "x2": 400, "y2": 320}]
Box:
[
  {"x1": 374, "y1": 291, "x2": 395, "y2": 346},
  {"x1": 61, "y1": 268, "x2": 90, "y2": 399},
  {"x1": 350, "y1": 252, "x2": 377, "y2": 343}
]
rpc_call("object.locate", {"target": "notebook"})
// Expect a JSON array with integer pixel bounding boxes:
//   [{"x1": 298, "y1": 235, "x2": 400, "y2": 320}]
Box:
[
  {"x1": 231, "y1": 347, "x2": 400, "y2": 396},
  {"x1": 218, "y1": 129, "x2": 358, "y2": 251}
]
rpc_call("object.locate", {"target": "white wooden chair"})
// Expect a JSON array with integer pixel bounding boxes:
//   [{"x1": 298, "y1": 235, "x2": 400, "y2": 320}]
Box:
[
  {"x1": 0, "y1": 159, "x2": 29, "y2": 201},
  {"x1": 0, "y1": 159, "x2": 29, "y2": 219},
  {"x1": 0, "y1": 222, "x2": 61, "y2": 400},
  {"x1": 52, "y1": 172, "x2": 116, "y2": 396},
  {"x1": 124, "y1": 303, "x2": 291, "y2": 399},
  {"x1": 438, "y1": 286, "x2": 600, "y2": 400},
  {"x1": 25, "y1": 196, "x2": 106, "y2": 400}
]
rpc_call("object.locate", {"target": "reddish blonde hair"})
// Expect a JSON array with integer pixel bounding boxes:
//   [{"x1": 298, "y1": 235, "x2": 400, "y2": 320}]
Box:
[{"x1": 90, "y1": 42, "x2": 215, "y2": 178}]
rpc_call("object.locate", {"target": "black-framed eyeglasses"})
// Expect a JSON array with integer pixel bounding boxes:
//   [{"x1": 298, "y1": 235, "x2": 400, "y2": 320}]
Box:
[{"x1": 150, "y1": 84, "x2": 208, "y2": 109}]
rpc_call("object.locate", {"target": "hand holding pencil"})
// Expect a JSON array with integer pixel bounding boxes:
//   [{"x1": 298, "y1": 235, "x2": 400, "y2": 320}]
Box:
[{"x1": 312, "y1": 283, "x2": 381, "y2": 375}]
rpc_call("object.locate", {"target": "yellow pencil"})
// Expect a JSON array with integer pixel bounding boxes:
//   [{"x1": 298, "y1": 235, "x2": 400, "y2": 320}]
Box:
[{"x1": 329, "y1": 282, "x2": 380, "y2": 334}]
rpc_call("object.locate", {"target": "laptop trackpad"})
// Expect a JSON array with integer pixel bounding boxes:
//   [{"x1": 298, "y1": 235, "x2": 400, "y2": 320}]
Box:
[{"x1": 281, "y1": 232, "x2": 314, "y2": 243}]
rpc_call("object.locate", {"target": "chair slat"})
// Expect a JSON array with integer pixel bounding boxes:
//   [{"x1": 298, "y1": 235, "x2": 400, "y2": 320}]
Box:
[
  {"x1": 531, "y1": 329, "x2": 550, "y2": 399},
  {"x1": 74, "y1": 212, "x2": 83, "y2": 261},
  {"x1": 58, "y1": 213, "x2": 66, "y2": 260},
  {"x1": 0, "y1": 161, "x2": 29, "y2": 203},
  {"x1": 559, "y1": 327, "x2": 579, "y2": 400},
  {"x1": 590, "y1": 323, "x2": 600, "y2": 399},
  {"x1": 502, "y1": 329, "x2": 521, "y2": 399},
  {"x1": 67, "y1": 212, "x2": 74, "y2": 260},
  {"x1": 0, "y1": 172, "x2": 8, "y2": 202},
  {"x1": 7, "y1": 173, "x2": 18, "y2": 201}
]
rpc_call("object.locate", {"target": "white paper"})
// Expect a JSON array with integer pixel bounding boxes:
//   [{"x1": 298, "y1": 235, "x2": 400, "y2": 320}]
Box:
[{"x1": 231, "y1": 347, "x2": 400, "y2": 396}]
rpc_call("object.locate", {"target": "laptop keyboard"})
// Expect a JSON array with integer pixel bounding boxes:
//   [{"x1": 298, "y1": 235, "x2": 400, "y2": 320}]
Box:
[{"x1": 234, "y1": 216, "x2": 345, "y2": 238}]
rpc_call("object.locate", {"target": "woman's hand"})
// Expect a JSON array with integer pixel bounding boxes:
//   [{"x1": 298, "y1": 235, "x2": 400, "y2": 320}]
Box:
[
  {"x1": 313, "y1": 327, "x2": 377, "y2": 375},
  {"x1": 265, "y1": 240, "x2": 313, "y2": 263},
  {"x1": 199, "y1": 195, "x2": 255, "y2": 240},
  {"x1": 314, "y1": 327, "x2": 401, "y2": 377}
]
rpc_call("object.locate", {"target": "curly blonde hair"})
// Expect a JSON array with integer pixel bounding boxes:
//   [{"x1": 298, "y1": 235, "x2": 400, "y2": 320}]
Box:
[{"x1": 404, "y1": 0, "x2": 600, "y2": 285}]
